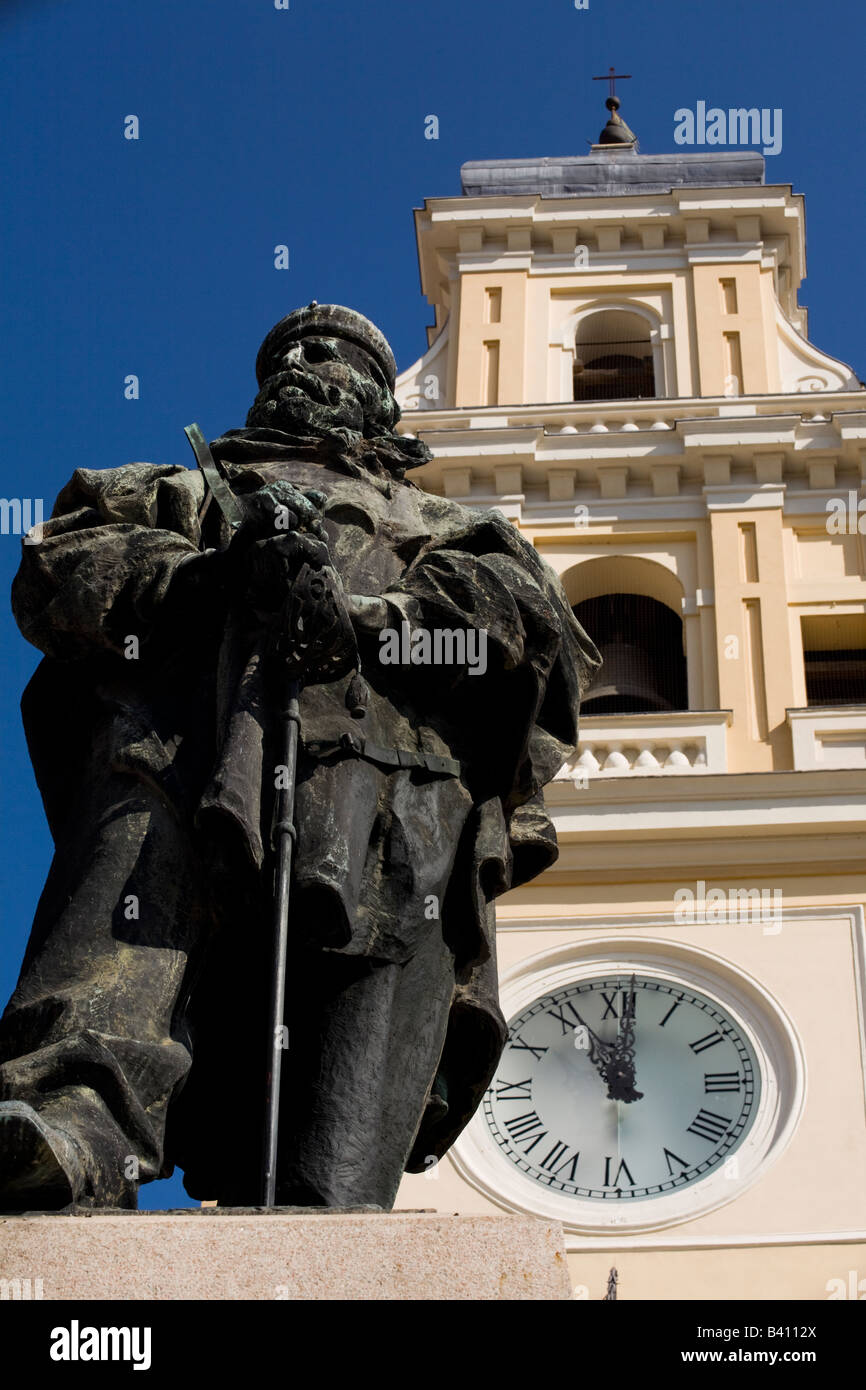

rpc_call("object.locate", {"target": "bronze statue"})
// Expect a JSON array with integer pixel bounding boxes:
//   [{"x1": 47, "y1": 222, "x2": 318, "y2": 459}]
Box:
[{"x1": 0, "y1": 304, "x2": 599, "y2": 1209}]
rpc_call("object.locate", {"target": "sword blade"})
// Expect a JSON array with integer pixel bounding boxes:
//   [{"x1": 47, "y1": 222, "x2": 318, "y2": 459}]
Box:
[{"x1": 184, "y1": 422, "x2": 244, "y2": 530}]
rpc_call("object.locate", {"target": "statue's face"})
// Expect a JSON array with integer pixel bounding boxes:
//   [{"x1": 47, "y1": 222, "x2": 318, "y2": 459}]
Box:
[{"x1": 246, "y1": 335, "x2": 398, "y2": 438}]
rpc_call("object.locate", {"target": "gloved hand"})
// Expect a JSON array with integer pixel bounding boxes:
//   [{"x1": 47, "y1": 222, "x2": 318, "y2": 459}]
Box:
[
  {"x1": 237, "y1": 481, "x2": 328, "y2": 542},
  {"x1": 231, "y1": 483, "x2": 330, "y2": 618},
  {"x1": 277, "y1": 561, "x2": 359, "y2": 683}
]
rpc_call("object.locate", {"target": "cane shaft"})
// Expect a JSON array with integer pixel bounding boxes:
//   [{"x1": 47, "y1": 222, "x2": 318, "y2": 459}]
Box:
[{"x1": 262, "y1": 679, "x2": 301, "y2": 1207}]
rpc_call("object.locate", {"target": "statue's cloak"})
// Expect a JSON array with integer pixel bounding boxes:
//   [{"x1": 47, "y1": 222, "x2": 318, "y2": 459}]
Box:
[{"x1": 12, "y1": 427, "x2": 599, "y2": 1183}]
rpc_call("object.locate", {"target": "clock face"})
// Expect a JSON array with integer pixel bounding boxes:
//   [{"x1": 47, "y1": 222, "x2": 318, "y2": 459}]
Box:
[{"x1": 483, "y1": 974, "x2": 761, "y2": 1201}]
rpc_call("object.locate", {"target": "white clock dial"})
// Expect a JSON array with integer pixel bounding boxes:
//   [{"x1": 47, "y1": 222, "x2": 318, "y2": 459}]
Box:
[{"x1": 484, "y1": 974, "x2": 761, "y2": 1201}]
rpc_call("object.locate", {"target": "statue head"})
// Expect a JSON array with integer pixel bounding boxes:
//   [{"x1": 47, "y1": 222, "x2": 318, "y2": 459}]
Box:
[{"x1": 246, "y1": 305, "x2": 428, "y2": 476}]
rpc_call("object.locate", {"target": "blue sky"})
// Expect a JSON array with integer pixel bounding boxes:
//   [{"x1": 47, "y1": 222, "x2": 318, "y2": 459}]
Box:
[{"x1": 1, "y1": 0, "x2": 863, "y2": 1208}]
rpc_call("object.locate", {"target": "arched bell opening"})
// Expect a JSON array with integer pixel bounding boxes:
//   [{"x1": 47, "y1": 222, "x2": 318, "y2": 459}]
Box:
[
  {"x1": 574, "y1": 594, "x2": 688, "y2": 714},
  {"x1": 573, "y1": 309, "x2": 655, "y2": 402}
]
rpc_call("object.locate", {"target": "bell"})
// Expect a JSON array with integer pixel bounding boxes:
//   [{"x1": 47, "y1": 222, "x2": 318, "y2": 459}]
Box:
[
  {"x1": 575, "y1": 595, "x2": 687, "y2": 714},
  {"x1": 573, "y1": 352, "x2": 655, "y2": 402},
  {"x1": 581, "y1": 640, "x2": 674, "y2": 713}
]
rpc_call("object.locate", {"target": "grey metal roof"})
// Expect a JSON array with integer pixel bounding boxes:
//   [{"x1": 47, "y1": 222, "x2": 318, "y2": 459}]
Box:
[{"x1": 460, "y1": 149, "x2": 766, "y2": 198}]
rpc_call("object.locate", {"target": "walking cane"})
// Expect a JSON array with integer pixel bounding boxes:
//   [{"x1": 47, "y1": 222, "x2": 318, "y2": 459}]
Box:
[{"x1": 262, "y1": 671, "x2": 301, "y2": 1207}]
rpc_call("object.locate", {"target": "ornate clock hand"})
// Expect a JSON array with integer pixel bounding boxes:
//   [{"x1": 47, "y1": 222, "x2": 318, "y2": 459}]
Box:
[
  {"x1": 571, "y1": 1000, "x2": 642, "y2": 1102},
  {"x1": 570, "y1": 1005, "x2": 617, "y2": 1087},
  {"x1": 607, "y1": 975, "x2": 643, "y2": 1103}
]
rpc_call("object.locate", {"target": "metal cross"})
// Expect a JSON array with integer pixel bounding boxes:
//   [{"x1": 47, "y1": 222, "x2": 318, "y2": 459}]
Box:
[{"x1": 593, "y1": 67, "x2": 632, "y2": 100}]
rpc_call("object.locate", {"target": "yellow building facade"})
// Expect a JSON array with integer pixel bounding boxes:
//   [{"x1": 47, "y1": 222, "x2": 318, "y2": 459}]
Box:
[{"x1": 393, "y1": 114, "x2": 866, "y2": 1301}]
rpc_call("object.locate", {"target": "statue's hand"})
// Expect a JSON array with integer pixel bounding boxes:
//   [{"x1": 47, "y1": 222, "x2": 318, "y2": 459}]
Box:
[
  {"x1": 278, "y1": 561, "x2": 359, "y2": 682},
  {"x1": 237, "y1": 482, "x2": 327, "y2": 541},
  {"x1": 244, "y1": 532, "x2": 331, "y2": 616}
]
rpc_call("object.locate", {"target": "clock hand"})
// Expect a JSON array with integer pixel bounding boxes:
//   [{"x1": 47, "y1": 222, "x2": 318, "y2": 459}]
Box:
[
  {"x1": 571, "y1": 1001, "x2": 642, "y2": 1103},
  {"x1": 570, "y1": 1005, "x2": 618, "y2": 1086},
  {"x1": 608, "y1": 976, "x2": 643, "y2": 1104}
]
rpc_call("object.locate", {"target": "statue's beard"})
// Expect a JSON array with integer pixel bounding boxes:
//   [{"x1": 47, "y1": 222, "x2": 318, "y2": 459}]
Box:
[
  {"x1": 244, "y1": 360, "x2": 433, "y2": 477},
  {"x1": 246, "y1": 364, "x2": 386, "y2": 439}
]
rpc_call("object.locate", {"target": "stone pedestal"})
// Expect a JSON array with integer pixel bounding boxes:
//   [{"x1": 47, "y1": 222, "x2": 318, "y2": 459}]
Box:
[{"x1": 0, "y1": 1209, "x2": 572, "y2": 1300}]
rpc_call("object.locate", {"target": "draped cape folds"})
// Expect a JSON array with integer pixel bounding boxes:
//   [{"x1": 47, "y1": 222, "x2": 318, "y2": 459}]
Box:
[{"x1": 12, "y1": 427, "x2": 600, "y2": 1170}]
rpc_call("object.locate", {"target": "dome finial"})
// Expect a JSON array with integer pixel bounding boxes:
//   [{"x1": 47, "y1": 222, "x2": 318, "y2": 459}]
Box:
[{"x1": 592, "y1": 67, "x2": 638, "y2": 146}]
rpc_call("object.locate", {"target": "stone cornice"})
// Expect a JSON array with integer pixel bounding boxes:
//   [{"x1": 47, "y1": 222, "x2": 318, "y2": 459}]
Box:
[
  {"x1": 539, "y1": 767, "x2": 866, "y2": 884},
  {"x1": 546, "y1": 765, "x2": 866, "y2": 810},
  {"x1": 414, "y1": 183, "x2": 807, "y2": 307},
  {"x1": 399, "y1": 398, "x2": 866, "y2": 507},
  {"x1": 402, "y1": 396, "x2": 866, "y2": 436}
]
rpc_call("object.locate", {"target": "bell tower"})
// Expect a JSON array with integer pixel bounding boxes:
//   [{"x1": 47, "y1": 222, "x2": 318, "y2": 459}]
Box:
[
  {"x1": 394, "y1": 91, "x2": 866, "y2": 1302},
  {"x1": 395, "y1": 87, "x2": 862, "y2": 771}
]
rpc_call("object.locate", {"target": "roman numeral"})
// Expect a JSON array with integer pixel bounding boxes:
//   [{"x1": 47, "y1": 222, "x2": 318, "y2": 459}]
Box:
[
  {"x1": 600, "y1": 991, "x2": 620, "y2": 1019},
  {"x1": 659, "y1": 1000, "x2": 682, "y2": 1027},
  {"x1": 494, "y1": 1078, "x2": 533, "y2": 1101},
  {"x1": 603, "y1": 989, "x2": 644, "y2": 1023},
  {"x1": 704, "y1": 1072, "x2": 741, "y2": 1093},
  {"x1": 663, "y1": 1147, "x2": 689, "y2": 1177},
  {"x1": 504, "y1": 1111, "x2": 548, "y2": 1153},
  {"x1": 546, "y1": 1001, "x2": 581, "y2": 1035},
  {"x1": 600, "y1": 989, "x2": 635, "y2": 1020},
  {"x1": 538, "y1": 1140, "x2": 580, "y2": 1183},
  {"x1": 509, "y1": 1034, "x2": 548, "y2": 1060},
  {"x1": 686, "y1": 1109, "x2": 731, "y2": 1143},
  {"x1": 603, "y1": 1156, "x2": 635, "y2": 1187},
  {"x1": 689, "y1": 1031, "x2": 724, "y2": 1055}
]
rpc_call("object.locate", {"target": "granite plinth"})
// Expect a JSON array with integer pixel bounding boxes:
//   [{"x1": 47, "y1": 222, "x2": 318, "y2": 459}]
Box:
[{"x1": 0, "y1": 1209, "x2": 573, "y2": 1301}]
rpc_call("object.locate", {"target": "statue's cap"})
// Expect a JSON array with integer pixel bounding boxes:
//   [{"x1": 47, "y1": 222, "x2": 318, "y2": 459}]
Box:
[{"x1": 255, "y1": 303, "x2": 398, "y2": 391}]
